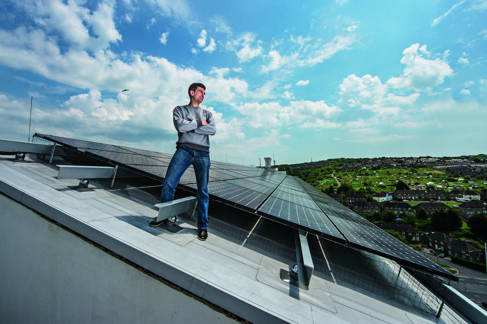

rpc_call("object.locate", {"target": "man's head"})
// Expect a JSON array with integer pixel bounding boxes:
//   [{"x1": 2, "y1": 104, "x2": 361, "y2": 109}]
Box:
[{"x1": 188, "y1": 82, "x2": 206, "y2": 103}]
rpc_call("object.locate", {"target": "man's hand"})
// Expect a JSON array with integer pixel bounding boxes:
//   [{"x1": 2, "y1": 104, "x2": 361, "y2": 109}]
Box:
[{"x1": 201, "y1": 120, "x2": 208, "y2": 126}]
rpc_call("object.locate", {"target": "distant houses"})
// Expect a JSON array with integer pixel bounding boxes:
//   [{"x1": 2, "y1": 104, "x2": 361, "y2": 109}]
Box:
[
  {"x1": 372, "y1": 192, "x2": 393, "y2": 202},
  {"x1": 415, "y1": 202, "x2": 450, "y2": 216},
  {"x1": 382, "y1": 201, "x2": 414, "y2": 215},
  {"x1": 332, "y1": 186, "x2": 487, "y2": 264},
  {"x1": 381, "y1": 224, "x2": 485, "y2": 263},
  {"x1": 460, "y1": 200, "x2": 487, "y2": 218}
]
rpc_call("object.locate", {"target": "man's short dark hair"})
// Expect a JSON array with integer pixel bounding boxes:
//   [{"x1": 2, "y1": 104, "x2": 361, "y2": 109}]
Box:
[{"x1": 188, "y1": 82, "x2": 206, "y2": 98}]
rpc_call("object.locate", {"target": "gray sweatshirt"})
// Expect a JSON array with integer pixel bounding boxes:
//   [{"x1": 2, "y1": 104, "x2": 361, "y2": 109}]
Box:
[{"x1": 173, "y1": 105, "x2": 216, "y2": 152}]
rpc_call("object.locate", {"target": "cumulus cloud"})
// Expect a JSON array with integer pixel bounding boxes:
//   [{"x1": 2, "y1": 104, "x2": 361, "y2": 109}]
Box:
[
  {"x1": 236, "y1": 100, "x2": 340, "y2": 129},
  {"x1": 296, "y1": 80, "x2": 310, "y2": 86},
  {"x1": 386, "y1": 43, "x2": 453, "y2": 91},
  {"x1": 16, "y1": 0, "x2": 122, "y2": 52},
  {"x1": 346, "y1": 25, "x2": 358, "y2": 32},
  {"x1": 262, "y1": 50, "x2": 288, "y2": 72},
  {"x1": 197, "y1": 29, "x2": 207, "y2": 47},
  {"x1": 203, "y1": 38, "x2": 216, "y2": 53},
  {"x1": 339, "y1": 74, "x2": 386, "y2": 109},
  {"x1": 160, "y1": 32, "x2": 169, "y2": 45}
]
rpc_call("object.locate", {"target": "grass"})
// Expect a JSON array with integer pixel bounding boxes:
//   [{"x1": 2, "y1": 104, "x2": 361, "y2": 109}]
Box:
[{"x1": 432, "y1": 260, "x2": 458, "y2": 274}]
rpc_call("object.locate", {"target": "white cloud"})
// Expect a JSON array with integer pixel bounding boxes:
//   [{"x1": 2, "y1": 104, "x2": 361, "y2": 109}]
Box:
[
  {"x1": 211, "y1": 16, "x2": 232, "y2": 35},
  {"x1": 236, "y1": 100, "x2": 340, "y2": 129},
  {"x1": 296, "y1": 80, "x2": 309, "y2": 86},
  {"x1": 147, "y1": 17, "x2": 157, "y2": 29},
  {"x1": 160, "y1": 32, "x2": 169, "y2": 45},
  {"x1": 458, "y1": 57, "x2": 469, "y2": 64},
  {"x1": 339, "y1": 74, "x2": 385, "y2": 109},
  {"x1": 125, "y1": 14, "x2": 132, "y2": 23},
  {"x1": 146, "y1": 0, "x2": 191, "y2": 21},
  {"x1": 480, "y1": 29, "x2": 487, "y2": 39},
  {"x1": 298, "y1": 35, "x2": 356, "y2": 66},
  {"x1": 262, "y1": 50, "x2": 287, "y2": 72},
  {"x1": 88, "y1": 1, "x2": 122, "y2": 50},
  {"x1": 65, "y1": 89, "x2": 134, "y2": 122},
  {"x1": 16, "y1": 0, "x2": 122, "y2": 52},
  {"x1": 260, "y1": 34, "x2": 356, "y2": 73},
  {"x1": 346, "y1": 25, "x2": 358, "y2": 32},
  {"x1": 301, "y1": 120, "x2": 341, "y2": 129},
  {"x1": 203, "y1": 38, "x2": 216, "y2": 53},
  {"x1": 460, "y1": 88, "x2": 471, "y2": 96},
  {"x1": 229, "y1": 33, "x2": 263, "y2": 63},
  {"x1": 197, "y1": 29, "x2": 207, "y2": 47},
  {"x1": 386, "y1": 43, "x2": 453, "y2": 91},
  {"x1": 336, "y1": 0, "x2": 349, "y2": 5},
  {"x1": 283, "y1": 91, "x2": 294, "y2": 99},
  {"x1": 384, "y1": 93, "x2": 420, "y2": 106},
  {"x1": 469, "y1": 0, "x2": 487, "y2": 10},
  {"x1": 431, "y1": 0, "x2": 466, "y2": 27}
]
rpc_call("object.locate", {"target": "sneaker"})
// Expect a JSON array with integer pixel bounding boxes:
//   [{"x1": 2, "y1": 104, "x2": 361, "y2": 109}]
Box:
[
  {"x1": 149, "y1": 218, "x2": 167, "y2": 227},
  {"x1": 197, "y1": 229, "x2": 208, "y2": 241}
]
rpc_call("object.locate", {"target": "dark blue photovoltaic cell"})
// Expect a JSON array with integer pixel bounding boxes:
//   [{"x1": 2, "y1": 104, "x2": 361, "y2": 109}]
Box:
[
  {"x1": 295, "y1": 178, "x2": 452, "y2": 277},
  {"x1": 35, "y1": 133, "x2": 455, "y2": 279}
]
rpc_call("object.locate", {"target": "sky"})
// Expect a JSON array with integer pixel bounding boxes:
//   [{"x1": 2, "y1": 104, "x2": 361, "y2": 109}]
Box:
[{"x1": 0, "y1": 0, "x2": 486, "y2": 165}]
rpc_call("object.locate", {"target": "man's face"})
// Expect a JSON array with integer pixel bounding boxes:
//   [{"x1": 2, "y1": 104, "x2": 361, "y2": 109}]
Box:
[{"x1": 191, "y1": 86, "x2": 205, "y2": 104}]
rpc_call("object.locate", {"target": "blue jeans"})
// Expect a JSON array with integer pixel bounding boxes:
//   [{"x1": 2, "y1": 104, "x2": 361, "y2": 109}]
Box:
[{"x1": 160, "y1": 147, "x2": 210, "y2": 230}]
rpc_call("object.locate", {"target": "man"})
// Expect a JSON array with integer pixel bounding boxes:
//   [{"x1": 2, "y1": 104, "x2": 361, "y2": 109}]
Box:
[{"x1": 150, "y1": 83, "x2": 216, "y2": 241}]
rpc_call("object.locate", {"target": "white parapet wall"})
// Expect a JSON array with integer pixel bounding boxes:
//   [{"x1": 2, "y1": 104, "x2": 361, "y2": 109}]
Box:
[{"x1": 0, "y1": 194, "x2": 237, "y2": 324}]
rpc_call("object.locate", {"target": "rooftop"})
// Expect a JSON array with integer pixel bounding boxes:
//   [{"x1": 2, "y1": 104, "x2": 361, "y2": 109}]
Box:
[{"x1": 1, "y1": 137, "x2": 484, "y2": 323}]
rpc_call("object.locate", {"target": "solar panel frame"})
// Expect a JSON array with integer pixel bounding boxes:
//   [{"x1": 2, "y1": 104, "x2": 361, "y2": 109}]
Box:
[{"x1": 35, "y1": 133, "x2": 457, "y2": 280}]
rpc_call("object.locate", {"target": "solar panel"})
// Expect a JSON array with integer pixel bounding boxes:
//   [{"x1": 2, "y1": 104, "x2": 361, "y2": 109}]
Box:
[
  {"x1": 35, "y1": 133, "x2": 456, "y2": 279},
  {"x1": 294, "y1": 178, "x2": 452, "y2": 277}
]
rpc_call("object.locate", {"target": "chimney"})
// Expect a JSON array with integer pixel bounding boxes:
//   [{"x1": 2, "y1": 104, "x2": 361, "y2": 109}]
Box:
[{"x1": 264, "y1": 157, "x2": 272, "y2": 169}]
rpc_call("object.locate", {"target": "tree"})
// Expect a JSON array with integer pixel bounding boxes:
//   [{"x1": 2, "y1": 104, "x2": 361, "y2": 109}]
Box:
[
  {"x1": 416, "y1": 208, "x2": 428, "y2": 220},
  {"x1": 396, "y1": 180, "x2": 410, "y2": 190},
  {"x1": 337, "y1": 183, "x2": 353, "y2": 195},
  {"x1": 431, "y1": 210, "x2": 462, "y2": 232},
  {"x1": 468, "y1": 215, "x2": 487, "y2": 241},
  {"x1": 381, "y1": 210, "x2": 396, "y2": 223}
]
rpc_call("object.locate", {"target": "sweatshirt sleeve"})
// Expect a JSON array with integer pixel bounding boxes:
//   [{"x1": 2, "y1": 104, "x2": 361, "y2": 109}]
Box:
[
  {"x1": 194, "y1": 110, "x2": 216, "y2": 135},
  {"x1": 173, "y1": 106, "x2": 198, "y2": 133}
]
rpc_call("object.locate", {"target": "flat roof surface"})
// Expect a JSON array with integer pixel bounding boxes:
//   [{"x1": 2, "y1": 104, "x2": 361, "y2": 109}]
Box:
[{"x1": 0, "y1": 155, "x2": 468, "y2": 323}]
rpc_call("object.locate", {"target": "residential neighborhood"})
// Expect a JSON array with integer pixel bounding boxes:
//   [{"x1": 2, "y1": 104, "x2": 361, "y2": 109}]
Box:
[{"x1": 280, "y1": 154, "x2": 487, "y2": 271}]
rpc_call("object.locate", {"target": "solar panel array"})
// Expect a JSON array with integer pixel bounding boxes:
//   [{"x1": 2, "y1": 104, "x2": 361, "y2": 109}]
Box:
[{"x1": 35, "y1": 133, "x2": 455, "y2": 279}]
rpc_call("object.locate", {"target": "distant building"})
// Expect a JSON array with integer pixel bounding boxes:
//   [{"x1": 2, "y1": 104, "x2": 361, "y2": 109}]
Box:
[
  {"x1": 372, "y1": 192, "x2": 393, "y2": 202},
  {"x1": 449, "y1": 240, "x2": 485, "y2": 263},
  {"x1": 394, "y1": 189, "x2": 448, "y2": 201},
  {"x1": 382, "y1": 202, "x2": 414, "y2": 215},
  {"x1": 341, "y1": 192, "x2": 368, "y2": 205},
  {"x1": 415, "y1": 202, "x2": 449, "y2": 216},
  {"x1": 350, "y1": 201, "x2": 380, "y2": 215},
  {"x1": 382, "y1": 223, "x2": 422, "y2": 243},
  {"x1": 424, "y1": 232, "x2": 448, "y2": 255},
  {"x1": 481, "y1": 189, "x2": 487, "y2": 202},
  {"x1": 455, "y1": 190, "x2": 481, "y2": 202},
  {"x1": 459, "y1": 200, "x2": 487, "y2": 218}
]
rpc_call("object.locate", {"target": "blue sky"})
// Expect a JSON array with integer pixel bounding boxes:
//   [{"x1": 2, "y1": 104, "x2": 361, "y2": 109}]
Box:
[{"x1": 0, "y1": 0, "x2": 486, "y2": 165}]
